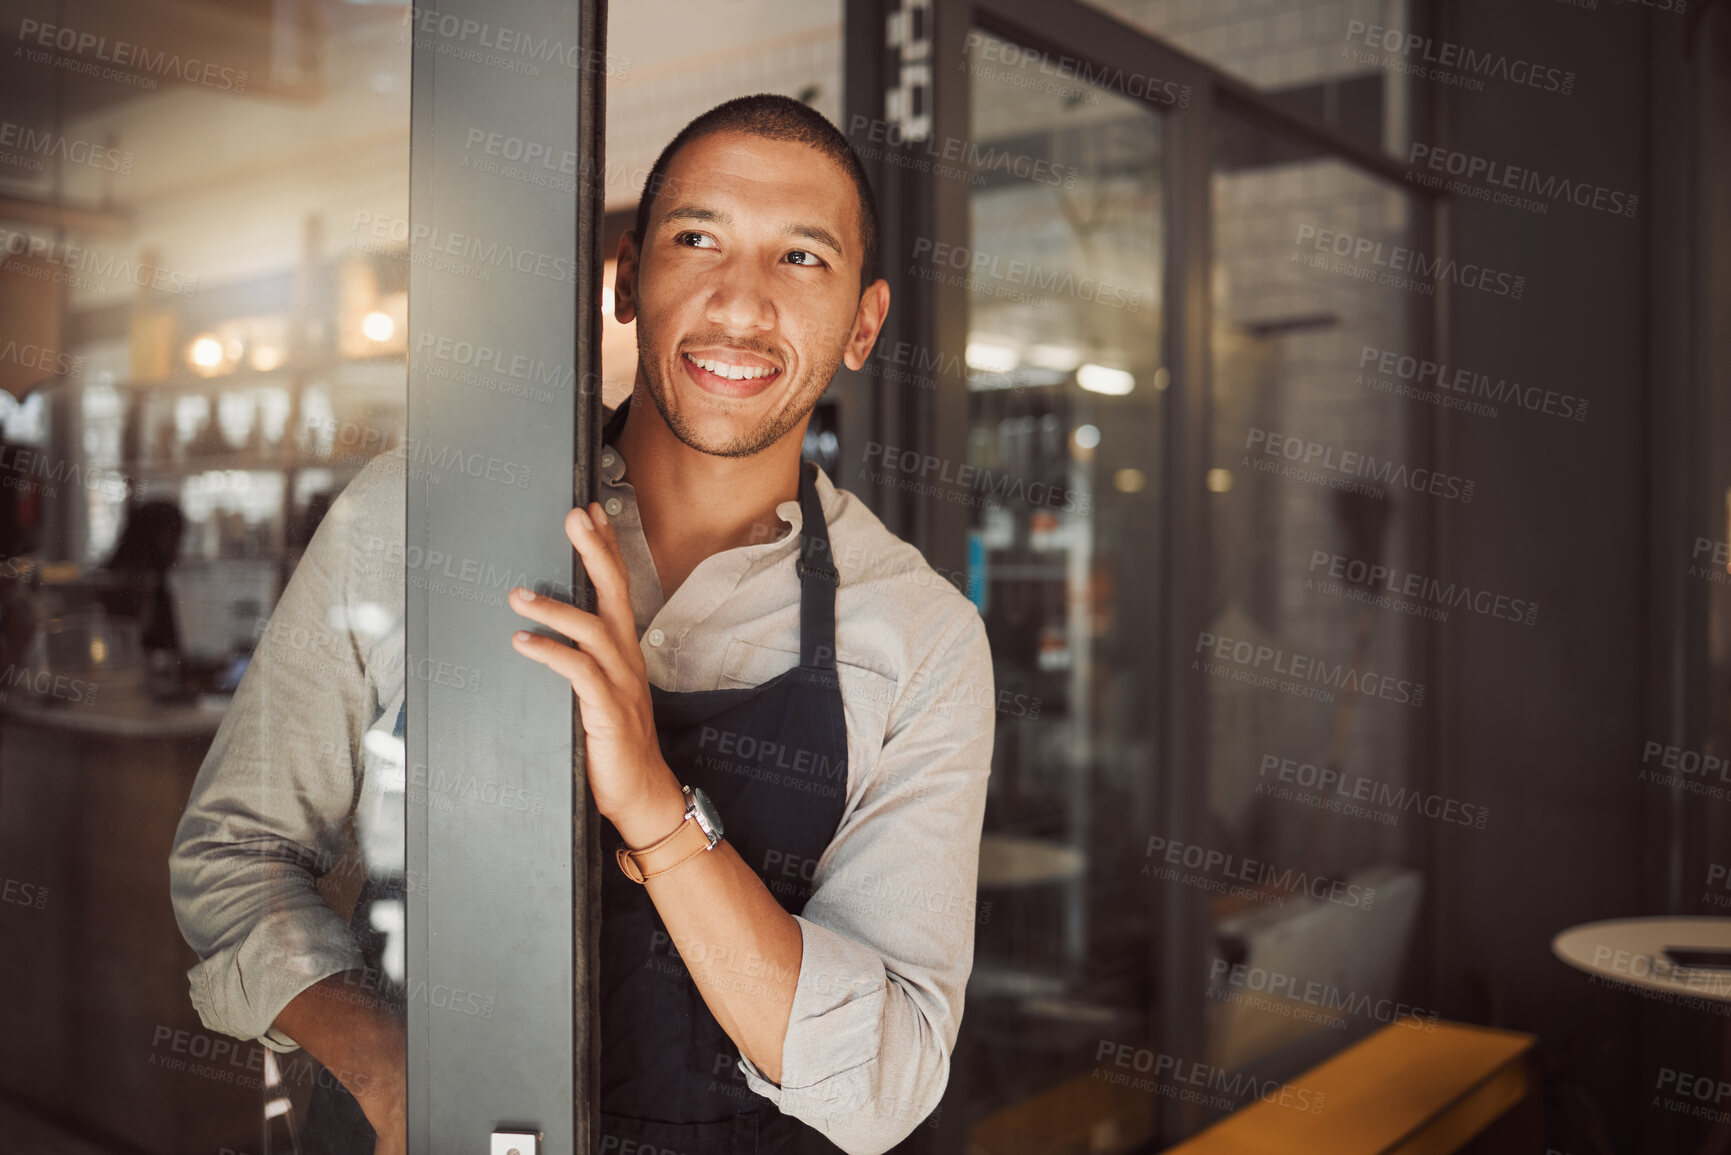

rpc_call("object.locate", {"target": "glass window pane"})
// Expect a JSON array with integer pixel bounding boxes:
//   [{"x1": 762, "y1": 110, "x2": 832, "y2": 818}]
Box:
[
  {"x1": 0, "y1": 4, "x2": 409, "y2": 1147},
  {"x1": 1202, "y1": 105, "x2": 1430, "y2": 1082},
  {"x1": 1079, "y1": 0, "x2": 1415, "y2": 157},
  {"x1": 957, "y1": 27, "x2": 1165, "y2": 1155}
]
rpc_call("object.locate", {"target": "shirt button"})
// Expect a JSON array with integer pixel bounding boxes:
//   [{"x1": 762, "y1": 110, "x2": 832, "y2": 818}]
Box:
[
  {"x1": 602, "y1": 450, "x2": 616, "y2": 468},
  {"x1": 604, "y1": 497, "x2": 623, "y2": 517},
  {"x1": 647, "y1": 628, "x2": 666, "y2": 647}
]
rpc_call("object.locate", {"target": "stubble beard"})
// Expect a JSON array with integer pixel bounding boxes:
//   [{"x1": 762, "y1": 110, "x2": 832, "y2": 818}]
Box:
[{"x1": 636, "y1": 323, "x2": 843, "y2": 459}]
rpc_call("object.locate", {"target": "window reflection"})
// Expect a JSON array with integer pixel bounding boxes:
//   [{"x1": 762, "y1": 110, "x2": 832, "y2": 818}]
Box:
[
  {"x1": 959, "y1": 27, "x2": 1165, "y2": 1155},
  {"x1": 1202, "y1": 105, "x2": 1428, "y2": 1080},
  {"x1": 0, "y1": 2, "x2": 410, "y2": 1146}
]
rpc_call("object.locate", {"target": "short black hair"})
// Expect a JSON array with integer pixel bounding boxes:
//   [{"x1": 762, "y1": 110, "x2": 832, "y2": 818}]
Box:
[{"x1": 632, "y1": 93, "x2": 880, "y2": 293}]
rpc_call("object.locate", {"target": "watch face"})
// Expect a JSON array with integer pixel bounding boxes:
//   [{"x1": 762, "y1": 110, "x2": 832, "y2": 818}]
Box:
[{"x1": 690, "y1": 786, "x2": 724, "y2": 841}]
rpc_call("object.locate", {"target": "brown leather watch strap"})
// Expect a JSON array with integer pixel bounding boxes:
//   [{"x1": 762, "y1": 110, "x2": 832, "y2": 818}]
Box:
[{"x1": 616, "y1": 814, "x2": 714, "y2": 883}]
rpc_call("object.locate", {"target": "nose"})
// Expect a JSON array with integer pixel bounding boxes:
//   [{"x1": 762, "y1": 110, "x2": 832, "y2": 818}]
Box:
[{"x1": 703, "y1": 253, "x2": 777, "y2": 334}]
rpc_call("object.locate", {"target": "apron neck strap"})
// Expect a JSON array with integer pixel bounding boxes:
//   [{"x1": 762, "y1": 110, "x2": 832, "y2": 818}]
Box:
[
  {"x1": 794, "y1": 460, "x2": 839, "y2": 671},
  {"x1": 601, "y1": 396, "x2": 839, "y2": 671}
]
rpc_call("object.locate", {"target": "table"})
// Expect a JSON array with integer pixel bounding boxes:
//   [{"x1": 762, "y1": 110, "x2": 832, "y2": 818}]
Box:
[
  {"x1": 1553, "y1": 917, "x2": 1731, "y2": 1155},
  {"x1": 1553, "y1": 916, "x2": 1731, "y2": 1003}
]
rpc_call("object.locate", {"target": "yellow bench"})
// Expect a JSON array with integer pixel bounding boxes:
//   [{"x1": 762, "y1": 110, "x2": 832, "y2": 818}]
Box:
[{"x1": 1165, "y1": 1019, "x2": 1536, "y2": 1155}]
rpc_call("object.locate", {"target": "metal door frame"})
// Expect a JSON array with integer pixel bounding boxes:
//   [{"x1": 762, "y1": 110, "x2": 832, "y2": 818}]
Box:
[{"x1": 406, "y1": 2, "x2": 607, "y2": 1151}]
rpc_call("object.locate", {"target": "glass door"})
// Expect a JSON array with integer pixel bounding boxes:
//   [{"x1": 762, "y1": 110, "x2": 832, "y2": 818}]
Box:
[
  {"x1": 849, "y1": 1, "x2": 1209, "y2": 1150},
  {"x1": 851, "y1": 0, "x2": 1442, "y2": 1149}
]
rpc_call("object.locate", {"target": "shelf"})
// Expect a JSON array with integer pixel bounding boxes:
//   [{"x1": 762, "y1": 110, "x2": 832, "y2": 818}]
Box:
[{"x1": 123, "y1": 453, "x2": 374, "y2": 479}]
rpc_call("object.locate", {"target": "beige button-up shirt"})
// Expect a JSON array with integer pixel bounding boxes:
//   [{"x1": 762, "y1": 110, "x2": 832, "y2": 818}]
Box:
[{"x1": 169, "y1": 418, "x2": 996, "y2": 1155}]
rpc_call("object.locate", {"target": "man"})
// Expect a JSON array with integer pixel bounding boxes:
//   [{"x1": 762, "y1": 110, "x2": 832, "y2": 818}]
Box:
[{"x1": 170, "y1": 94, "x2": 995, "y2": 1155}]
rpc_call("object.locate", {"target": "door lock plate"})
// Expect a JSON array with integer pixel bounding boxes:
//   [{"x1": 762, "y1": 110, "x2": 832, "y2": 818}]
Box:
[{"x1": 491, "y1": 1131, "x2": 541, "y2": 1155}]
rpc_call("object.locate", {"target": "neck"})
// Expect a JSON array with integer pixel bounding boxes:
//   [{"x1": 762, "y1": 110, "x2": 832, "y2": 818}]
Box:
[{"x1": 614, "y1": 384, "x2": 807, "y2": 596}]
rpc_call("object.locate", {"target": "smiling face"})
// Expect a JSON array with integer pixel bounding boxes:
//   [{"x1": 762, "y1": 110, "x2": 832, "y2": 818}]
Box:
[{"x1": 613, "y1": 130, "x2": 888, "y2": 459}]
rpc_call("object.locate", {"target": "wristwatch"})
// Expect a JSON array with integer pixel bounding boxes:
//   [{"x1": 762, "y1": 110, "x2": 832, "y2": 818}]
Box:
[{"x1": 615, "y1": 784, "x2": 725, "y2": 883}]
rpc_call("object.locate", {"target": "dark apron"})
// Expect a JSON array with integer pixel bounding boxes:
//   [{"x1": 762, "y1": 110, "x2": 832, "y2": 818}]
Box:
[{"x1": 303, "y1": 402, "x2": 850, "y2": 1155}]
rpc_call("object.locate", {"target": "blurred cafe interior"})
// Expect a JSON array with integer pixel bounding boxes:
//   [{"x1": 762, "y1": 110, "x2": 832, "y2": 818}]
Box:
[{"x1": 1, "y1": 0, "x2": 1729, "y2": 1153}]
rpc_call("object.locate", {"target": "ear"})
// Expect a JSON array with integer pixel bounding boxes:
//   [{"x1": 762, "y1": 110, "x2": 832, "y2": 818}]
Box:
[
  {"x1": 612, "y1": 230, "x2": 642, "y2": 325},
  {"x1": 842, "y1": 278, "x2": 891, "y2": 371}
]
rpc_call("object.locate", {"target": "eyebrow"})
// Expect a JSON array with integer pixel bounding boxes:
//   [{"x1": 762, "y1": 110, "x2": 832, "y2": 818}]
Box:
[{"x1": 660, "y1": 205, "x2": 847, "y2": 260}]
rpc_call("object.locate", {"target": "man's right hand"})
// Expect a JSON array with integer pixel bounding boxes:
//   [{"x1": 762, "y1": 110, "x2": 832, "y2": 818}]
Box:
[{"x1": 273, "y1": 969, "x2": 408, "y2": 1155}]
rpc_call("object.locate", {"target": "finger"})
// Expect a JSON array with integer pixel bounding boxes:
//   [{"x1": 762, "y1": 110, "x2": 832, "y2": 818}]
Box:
[
  {"x1": 567, "y1": 503, "x2": 640, "y2": 666},
  {"x1": 508, "y1": 587, "x2": 635, "y2": 688},
  {"x1": 511, "y1": 628, "x2": 622, "y2": 719}
]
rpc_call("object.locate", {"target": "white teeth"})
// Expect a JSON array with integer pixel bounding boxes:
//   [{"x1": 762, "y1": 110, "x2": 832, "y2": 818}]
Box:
[{"x1": 687, "y1": 354, "x2": 775, "y2": 381}]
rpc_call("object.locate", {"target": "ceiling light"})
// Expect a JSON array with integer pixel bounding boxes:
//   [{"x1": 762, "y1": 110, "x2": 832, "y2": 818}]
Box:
[
  {"x1": 1028, "y1": 344, "x2": 1082, "y2": 372},
  {"x1": 189, "y1": 335, "x2": 224, "y2": 370},
  {"x1": 965, "y1": 341, "x2": 1018, "y2": 374},
  {"x1": 1077, "y1": 363, "x2": 1134, "y2": 395},
  {"x1": 362, "y1": 311, "x2": 395, "y2": 342}
]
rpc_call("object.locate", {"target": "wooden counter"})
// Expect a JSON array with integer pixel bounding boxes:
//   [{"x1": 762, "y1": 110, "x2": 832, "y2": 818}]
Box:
[{"x1": 0, "y1": 681, "x2": 275, "y2": 1154}]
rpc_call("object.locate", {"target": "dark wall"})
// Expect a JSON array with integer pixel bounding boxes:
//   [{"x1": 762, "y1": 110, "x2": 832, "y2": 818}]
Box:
[{"x1": 1431, "y1": 3, "x2": 1716, "y2": 1150}]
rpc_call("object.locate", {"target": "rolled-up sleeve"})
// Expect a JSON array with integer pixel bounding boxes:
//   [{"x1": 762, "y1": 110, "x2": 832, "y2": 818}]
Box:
[
  {"x1": 737, "y1": 607, "x2": 994, "y2": 1155},
  {"x1": 168, "y1": 455, "x2": 403, "y2": 1052}
]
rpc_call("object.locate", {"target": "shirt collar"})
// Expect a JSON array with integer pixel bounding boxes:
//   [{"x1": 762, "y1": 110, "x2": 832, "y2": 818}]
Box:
[{"x1": 598, "y1": 398, "x2": 831, "y2": 547}]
